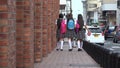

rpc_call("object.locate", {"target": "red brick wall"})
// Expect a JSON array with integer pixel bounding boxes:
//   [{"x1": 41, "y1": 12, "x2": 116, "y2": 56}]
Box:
[
  {"x1": 16, "y1": 0, "x2": 34, "y2": 68},
  {"x1": 34, "y1": 0, "x2": 60, "y2": 62},
  {"x1": 41, "y1": 0, "x2": 60, "y2": 57},
  {"x1": 34, "y1": 0, "x2": 43, "y2": 62},
  {"x1": 42, "y1": 0, "x2": 48, "y2": 57},
  {"x1": 51, "y1": 0, "x2": 59, "y2": 50},
  {"x1": 0, "y1": 0, "x2": 60, "y2": 68},
  {"x1": 47, "y1": 0, "x2": 52, "y2": 53},
  {"x1": 0, "y1": 0, "x2": 16, "y2": 68}
]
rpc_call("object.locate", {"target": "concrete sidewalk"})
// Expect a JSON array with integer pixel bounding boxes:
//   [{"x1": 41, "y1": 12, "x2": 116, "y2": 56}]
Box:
[{"x1": 34, "y1": 42, "x2": 102, "y2": 68}]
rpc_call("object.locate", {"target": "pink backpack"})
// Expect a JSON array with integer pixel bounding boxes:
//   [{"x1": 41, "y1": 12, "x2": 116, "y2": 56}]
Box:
[
  {"x1": 76, "y1": 20, "x2": 80, "y2": 28},
  {"x1": 75, "y1": 20, "x2": 80, "y2": 33},
  {"x1": 60, "y1": 20, "x2": 66, "y2": 34}
]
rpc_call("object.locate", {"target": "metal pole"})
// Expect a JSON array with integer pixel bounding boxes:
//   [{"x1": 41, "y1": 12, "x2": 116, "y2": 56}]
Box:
[{"x1": 70, "y1": 0, "x2": 72, "y2": 13}]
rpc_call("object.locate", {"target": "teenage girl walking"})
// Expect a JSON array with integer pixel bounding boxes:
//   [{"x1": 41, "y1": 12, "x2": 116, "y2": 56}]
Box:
[
  {"x1": 75, "y1": 14, "x2": 85, "y2": 51},
  {"x1": 56, "y1": 14, "x2": 66, "y2": 51},
  {"x1": 66, "y1": 13, "x2": 76, "y2": 51}
]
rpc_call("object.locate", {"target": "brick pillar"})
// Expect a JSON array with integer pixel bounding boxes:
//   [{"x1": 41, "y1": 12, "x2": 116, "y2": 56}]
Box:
[
  {"x1": 51, "y1": 0, "x2": 55, "y2": 50},
  {"x1": 52, "y1": 0, "x2": 55, "y2": 49},
  {"x1": 42, "y1": 0, "x2": 48, "y2": 57},
  {"x1": 34, "y1": 0, "x2": 42, "y2": 62},
  {"x1": 55, "y1": 0, "x2": 60, "y2": 18},
  {"x1": 16, "y1": 0, "x2": 34, "y2": 68},
  {"x1": 0, "y1": 0, "x2": 16, "y2": 68},
  {"x1": 55, "y1": 0, "x2": 60, "y2": 48},
  {"x1": 47, "y1": 1, "x2": 52, "y2": 53},
  {"x1": 51, "y1": 0, "x2": 59, "y2": 50}
]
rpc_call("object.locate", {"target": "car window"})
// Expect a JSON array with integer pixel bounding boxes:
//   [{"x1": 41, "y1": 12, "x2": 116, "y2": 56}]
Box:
[
  {"x1": 117, "y1": 30, "x2": 120, "y2": 35},
  {"x1": 109, "y1": 26, "x2": 115, "y2": 30},
  {"x1": 83, "y1": 28, "x2": 86, "y2": 32},
  {"x1": 89, "y1": 28, "x2": 102, "y2": 33}
]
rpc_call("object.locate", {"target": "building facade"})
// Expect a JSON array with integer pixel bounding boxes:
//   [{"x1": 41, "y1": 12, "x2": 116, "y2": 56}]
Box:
[
  {"x1": 117, "y1": 0, "x2": 120, "y2": 25},
  {"x1": 101, "y1": 0, "x2": 117, "y2": 25},
  {"x1": 82, "y1": 0, "x2": 118, "y2": 25},
  {"x1": 86, "y1": 0, "x2": 101, "y2": 25},
  {"x1": 60, "y1": 0, "x2": 67, "y2": 14},
  {"x1": 82, "y1": 0, "x2": 87, "y2": 24}
]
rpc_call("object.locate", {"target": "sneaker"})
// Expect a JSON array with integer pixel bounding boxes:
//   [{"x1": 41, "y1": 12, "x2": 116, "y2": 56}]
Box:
[
  {"x1": 69, "y1": 49, "x2": 72, "y2": 51},
  {"x1": 72, "y1": 46, "x2": 76, "y2": 48},
  {"x1": 60, "y1": 49, "x2": 63, "y2": 51},
  {"x1": 78, "y1": 48, "x2": 81, "y2": 51},
  {"x1": 56, "y1": 49, "x2": 59, "y2": 51}
]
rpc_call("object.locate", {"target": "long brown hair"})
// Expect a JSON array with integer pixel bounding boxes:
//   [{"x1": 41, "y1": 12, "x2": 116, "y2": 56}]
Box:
[{"x1": 77, "y1": 14, "x2": 84, "y2": 29}]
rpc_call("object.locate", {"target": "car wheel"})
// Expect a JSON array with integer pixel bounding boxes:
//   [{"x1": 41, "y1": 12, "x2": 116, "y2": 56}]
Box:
[
  {"x1": 101, "y1": 43, "x2": 104, "y2": 46},
  {"x1": 105, "y1": 37, "x2": 107, "y2": 40},
  {"x1": 113, "y1": 38, "x2": 115, "y2": 43},
  {"x1": 113, "y1": 38, "x2": 117, "y2": 43},
  {"x1": 115, "y1": 39, "x2": 118, "y2": 43}
]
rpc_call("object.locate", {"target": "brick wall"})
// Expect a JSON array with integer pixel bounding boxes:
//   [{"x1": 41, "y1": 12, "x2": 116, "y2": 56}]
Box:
[
  {"x1": 51, "y1": 0, "x2": 59, "y2": 50},
  {"x1": 42, "y1": 0, "x2": 48, "y2": 57},
  {"x1": 47, "y1": 0, "x2": 52, "y2": 53},
  {"x1": 34, "y1": 0, "x2": 43, "y2": 62},
  {"x1": 34, "y1": 0, "x2": 60, "y2": 62},
  {"x1": 0, "y1": 0, "x2": 16, "y2": 68},
  {"x1": 0, "y1": 0, "x2": 60, "y2": 68},
  {"x1": 16, "y1": 0, "x2": 34, "y2": 68}
]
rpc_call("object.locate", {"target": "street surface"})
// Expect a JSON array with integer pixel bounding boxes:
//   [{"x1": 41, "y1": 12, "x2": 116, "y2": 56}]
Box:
[{"x1": 105, "y1": 38, "x2": 120, "y2": 46}]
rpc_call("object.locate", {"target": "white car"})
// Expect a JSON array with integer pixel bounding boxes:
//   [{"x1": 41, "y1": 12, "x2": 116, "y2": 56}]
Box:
[{"x1": 84, "y1": 26, "x2": 105, "y2": 45}]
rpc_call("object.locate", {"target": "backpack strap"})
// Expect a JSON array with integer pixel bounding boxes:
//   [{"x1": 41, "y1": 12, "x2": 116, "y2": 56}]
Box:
[{"x1": 57, "y1": 18, "x2": 63, "y2": 29}]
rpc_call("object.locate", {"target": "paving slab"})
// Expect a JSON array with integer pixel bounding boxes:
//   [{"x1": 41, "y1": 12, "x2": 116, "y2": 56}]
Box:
[{"x1": 34, "y1": 42, "x2": 102, "y2": 68}]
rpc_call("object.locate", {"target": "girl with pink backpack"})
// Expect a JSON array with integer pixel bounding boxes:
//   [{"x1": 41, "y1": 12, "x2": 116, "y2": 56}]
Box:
[
  {"x1": 75, "y1": 14, "x2": 85, "y2": 51},
  {"x1": 56, "y1": 14, "x2": 66, "y2": 51}
]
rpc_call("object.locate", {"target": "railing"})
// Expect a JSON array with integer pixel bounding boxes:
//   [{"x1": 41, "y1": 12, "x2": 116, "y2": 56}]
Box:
[{"x1": 83, "y1": 41, "x2": 120, "y2": 68}]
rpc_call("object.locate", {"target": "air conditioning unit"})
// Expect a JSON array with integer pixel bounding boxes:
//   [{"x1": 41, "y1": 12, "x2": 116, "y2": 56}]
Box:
[{"x1": 117, "y1": 0, "x2": 120, "y2": 9}]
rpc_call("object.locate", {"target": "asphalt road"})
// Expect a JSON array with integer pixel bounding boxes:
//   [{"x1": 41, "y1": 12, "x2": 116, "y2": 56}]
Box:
[{"x1": 105, "y1": 38, "x2": 120, "y2": 46}]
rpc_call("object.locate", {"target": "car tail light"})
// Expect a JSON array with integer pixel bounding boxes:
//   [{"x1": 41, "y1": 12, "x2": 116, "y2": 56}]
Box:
[
  {"x1": 87, "y1": 31, "x2": 91, "y2": 36},
  {"x1": 102, "y1": 32, "x2": 104, "y2": 36},
  {"x1": 105, "y1": 30, "x2": 108, "y2": 33}
]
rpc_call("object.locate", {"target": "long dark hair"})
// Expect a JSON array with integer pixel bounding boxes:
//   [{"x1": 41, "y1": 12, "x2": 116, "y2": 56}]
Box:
[
  {"x1": 77, "y1": 14, "x2": 84, "y2": 29},
  {"x1": 57, "y1": 14, "x2": 63, "y2": 29},
  {"x1": 67, "y1": 13, "x2": 74, "y2": 23}
]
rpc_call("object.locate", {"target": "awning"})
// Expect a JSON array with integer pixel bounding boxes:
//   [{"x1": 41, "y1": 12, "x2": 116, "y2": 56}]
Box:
[
  {"x1": 102, "y1": 4, "x2": 117, "y2": 11},
  {"x1": 60, "y1": 0, "x2": 66, "y2": 5}
]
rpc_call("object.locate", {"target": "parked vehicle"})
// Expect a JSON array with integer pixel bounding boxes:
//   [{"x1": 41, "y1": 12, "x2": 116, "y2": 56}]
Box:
[
  {"x1": 84, "y1": 26, "x2": 105, "y2": 45},
  {"x1": 113, "y1": 30, "x2": 120, "y2": 43},
  {"x1": 104, "y1": 26, "x2": 117, "y2": 40},
  {"x1": 99, "y1": 22, "x2": 106, "y2": 32}
]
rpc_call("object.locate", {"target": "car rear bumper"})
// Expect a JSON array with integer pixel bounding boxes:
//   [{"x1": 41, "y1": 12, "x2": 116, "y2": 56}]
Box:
[
  {"x1": 105, "y1": 33, "x2": 114, "y2": 38},
  {"x1": 86, "y1": 39, "x2": 105, "y2": 44}
]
